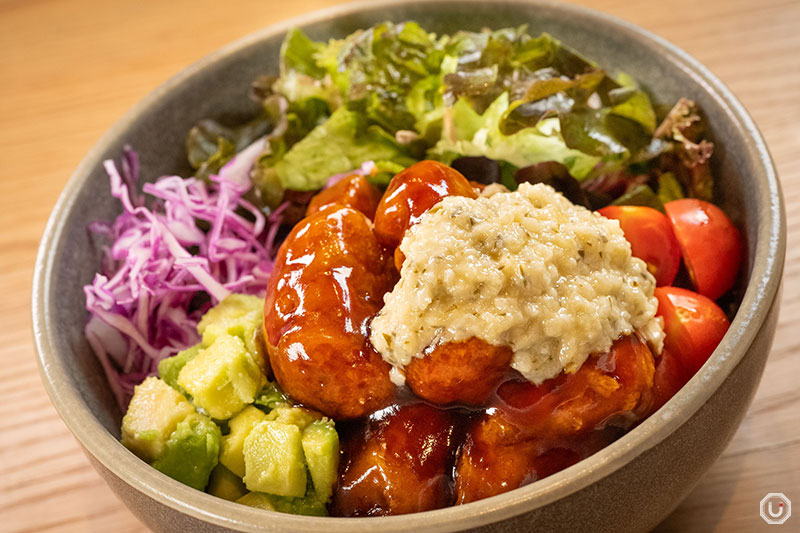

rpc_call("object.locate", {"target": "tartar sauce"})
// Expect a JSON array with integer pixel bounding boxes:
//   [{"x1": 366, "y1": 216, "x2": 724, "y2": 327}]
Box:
[{"x1": 370, "y1": 182, "x2": 664, "y2": 385}]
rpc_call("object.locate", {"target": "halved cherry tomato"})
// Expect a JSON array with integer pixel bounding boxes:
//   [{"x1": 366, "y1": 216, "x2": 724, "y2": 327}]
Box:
[
  {"x1": 654, "y1": 286, "x2": 730, "y2": 377},
  {"x1": 598, "y1": 205, "x2": 681, "y2": 286},
  {"x1": 664, "y1": 199, "x2": 743, "y2": 300}
]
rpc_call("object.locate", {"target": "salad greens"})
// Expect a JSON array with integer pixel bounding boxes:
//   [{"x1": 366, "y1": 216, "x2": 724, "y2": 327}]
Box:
[
  {"x1": 270, "y1": 107, "x2": 416, "y2": 191},
  {"x1": 188, "y1": 22, "x2": 711, "y2": 208}
]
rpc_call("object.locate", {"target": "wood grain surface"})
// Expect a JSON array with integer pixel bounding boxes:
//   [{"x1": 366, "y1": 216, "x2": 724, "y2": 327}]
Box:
[{"x1": 1, "y1": 0, "x2": 798, "y2": 531}]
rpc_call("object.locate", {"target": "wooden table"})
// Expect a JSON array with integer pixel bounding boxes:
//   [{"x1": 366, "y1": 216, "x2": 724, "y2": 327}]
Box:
[{"x1": 2, "y1": 0, "x2": 798, "y2": 531}]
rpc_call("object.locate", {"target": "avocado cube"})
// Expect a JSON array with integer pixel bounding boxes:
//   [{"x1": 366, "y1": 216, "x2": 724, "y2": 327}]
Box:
[
  {"x1": 236, "y1": 492, "x2": 328, "y2": 517},
  {"x1": 151, "y1": 413, "x2": 221, "y2": 490},
  {"x1": 121, "y1": 376, "x2": 195, "y2": 463},
  {"x1": 236, "y1": 492, "x2": 276, "y2": 511},
  {"x1": 301, "y1": 420, "x2": 339, "y2": 503},
  {"x1": 243, "y1": 421, "x2": 307, "y2": 498},
  {"x1": 158, "y1": 344, "x2": 201, "y2": 391},
  {"x1": 266, "y1": 405, "x2": 322, "y2": 431},
  {"x1": 253, "y1": 382, "x2": 289, "y2": 410},
  {"x1": 208, "y1": 465, "x2": 247, "y2": 502},
  {"x1": 177, "y1": 334, "x2": 264, "y2": 420},
  {"x1": 219, "y1": 406, "x2": 268, "y2": 477},
  {"x1": 198, "y1": 294, "x2": 265, "y2": 369}
]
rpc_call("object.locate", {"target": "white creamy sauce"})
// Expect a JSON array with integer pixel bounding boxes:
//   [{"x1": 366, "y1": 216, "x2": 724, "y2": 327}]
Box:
[{"x1": 370, "y1": 182, "x2": 664, "y2": 385}]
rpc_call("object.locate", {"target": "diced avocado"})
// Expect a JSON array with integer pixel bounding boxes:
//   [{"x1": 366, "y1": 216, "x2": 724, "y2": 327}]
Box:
[
  {"x1": 121, "y1": 376, "x2": 195, "y2": 463},
  {"x1": 177, "y1": 334, "x2": 264, "y2": 420},
  {"x1": 253, "y1": 382, "x2": 289, "y2": 410},
  {"x1": 266, "y1": 405, "x2": 323, "y2": 431},
  {"x1": 219, "y1": 406, "x2": 268, "y2": 477},
  {"x1": 158, "y1": 344, "x2": 201, "y2": 391},
  {"x1": 151, "y1": 413, "x2": 221, "y2": 491},
  {"x1": 198, "y1": 294, "x2": 266, "y2": 370},
  {"x1": 236, "y1": 491, "x2": 276, "y2": 511},
  {"x1": 208, "y1": 464, "x2": 247, "y2": 502},
  {"x1": 236, "y1": 492, "x2": 328, "y2": 517},
  {"x1": 301, "y1": 420, "x2": 339, "y2": 503},
  {"x1": 243, "y1": 421, "x2": 307, "y2": 498}
]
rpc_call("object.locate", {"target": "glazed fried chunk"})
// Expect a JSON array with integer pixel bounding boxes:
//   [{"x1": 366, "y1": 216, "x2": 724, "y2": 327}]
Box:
[
  {"x1": 373, "y1": 160, "x2": 476, "y2": 270},
  {"x1": 306, "y1": 174, "x2": 383, "y2": 220},
  {"x1": 455, "y1": 335, "x2": 655, "y2": 503},
  {"x1": 264, "y1": 206, "x2": 396, "y2": 420},
  {"x1": 406, "y1": 338, "x2": 512, "y2": 406},
  {"x1": 332, "y1": 403, "x2": 461, "y2": 516}
]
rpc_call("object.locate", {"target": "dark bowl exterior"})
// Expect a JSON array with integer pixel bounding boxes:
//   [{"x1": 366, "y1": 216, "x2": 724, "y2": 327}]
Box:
[{"x1": 33, "y1": 1, "x2": 785, "y2": 532}]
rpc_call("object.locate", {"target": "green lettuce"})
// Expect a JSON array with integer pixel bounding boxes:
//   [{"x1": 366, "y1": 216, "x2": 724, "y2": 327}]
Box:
[
  {"x1": 315, "y1": 22, "x2": 449, "y2": 134},
  {"x1": 192, "y1": 21, "x2": 714, "y2": 210},
  {"x1": 429, "y1": 93, "x2": 600, "y2": 180},
  {"x1": 186, "y1": 116, "x2": 271, "y2": 181},
  {"x1": 273, "y1": 107, "x2": 416, "y2": 190},
  {"x1": 280, "y1": 28, "x2": 326, "y2": 79}
]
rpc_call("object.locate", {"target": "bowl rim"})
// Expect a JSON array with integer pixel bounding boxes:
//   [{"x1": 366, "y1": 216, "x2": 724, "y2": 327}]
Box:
[{"x1": 32, "y1": 0, "x2": 785, "y2": 531}]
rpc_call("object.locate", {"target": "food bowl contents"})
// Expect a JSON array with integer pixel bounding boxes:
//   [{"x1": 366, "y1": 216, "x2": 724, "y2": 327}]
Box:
[
  {"x1": 454, "y1": 334, "x2": 654, "y2": 503},
  {"x1": 84, "y1": 20, "x2": 745, "y2": 518},
  {"x1": 664, "y1": 199, "x2": 743, "y2": 300}
]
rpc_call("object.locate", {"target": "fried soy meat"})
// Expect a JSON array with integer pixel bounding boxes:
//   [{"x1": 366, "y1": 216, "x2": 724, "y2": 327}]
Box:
[
  {"x1": 332, "y1": 403, "x2": 461, "y2": 516},
  {"x1": 306, "y1": 174, "x2": 383, "y2": 220},
  {"x1": 454, "y1": 419, "x2": 623, "y2": 504},
  {"x1": 263, "y1": 206, "x2": 396, "y2": 420},
  {"x1": 373, "y1": 161, "x2": 508, "y2": 405},
  {"x1": 455, "y1": 335, "x2": 655, "y2": 503},
  {"x1": 406, "y1": 338, "x2": 512, "y2": 406},
  {"x1": 373, "y1": 160, "x2": 476, "y2": 270}
]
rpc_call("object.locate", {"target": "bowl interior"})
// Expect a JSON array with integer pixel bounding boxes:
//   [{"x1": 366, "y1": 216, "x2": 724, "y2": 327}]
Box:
[{"x1": 34, "y1": 1, "x2": 782, "y2": 531}]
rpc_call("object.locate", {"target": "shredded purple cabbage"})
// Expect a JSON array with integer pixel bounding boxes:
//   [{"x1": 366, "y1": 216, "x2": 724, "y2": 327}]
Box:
[{"x1": 84, "y1": 139, "x2": 285, "y2": 408}]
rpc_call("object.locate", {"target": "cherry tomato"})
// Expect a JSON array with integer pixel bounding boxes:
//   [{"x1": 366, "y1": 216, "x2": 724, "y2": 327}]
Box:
[
  {"x1": 598, "y1": 205, "x2": 681, "y2": 286},
  {"x1": 654, "y1": 286, "x2": 730, "y2": 377},
  {"x1": 650, "y1": 348, "x2": 690, "y2": 411},
  {"x1": 664, "y1": 199, "x2": 743, "y2": 300}
]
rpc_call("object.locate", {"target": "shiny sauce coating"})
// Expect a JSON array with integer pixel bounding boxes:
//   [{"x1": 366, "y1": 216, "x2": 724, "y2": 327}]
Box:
[
  {"x1": 406, "y1": 338, "x2": 513, "y2": 406},
  {"x1": 263, "y1": 206, "x2": 396, "y2": 420},
  {"x1": 454, "y1": 335, "x2": 655, "y2": 503},
  {"x1": 306, "y1": 174, "x2": 383, "y2": 220},
  {"x1": 332, "y1": 403, "x2": 463, "y2": 516}
]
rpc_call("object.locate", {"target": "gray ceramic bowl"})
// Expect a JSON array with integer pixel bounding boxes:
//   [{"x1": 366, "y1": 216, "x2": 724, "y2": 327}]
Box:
[{"x1": 33, "y1": 0, "x2": 785, "y2": 531}]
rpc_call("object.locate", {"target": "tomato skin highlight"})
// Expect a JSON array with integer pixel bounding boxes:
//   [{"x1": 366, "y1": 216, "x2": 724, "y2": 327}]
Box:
[
  {"x1": 664, "y1": 199, "x2": 743, "y2": 300},
  {"x1": 598, "y1": 205, "x2": 682, "y2": 286},
  {"x1": 654, "y1": 286, "x2": 730, "y2": 377}
]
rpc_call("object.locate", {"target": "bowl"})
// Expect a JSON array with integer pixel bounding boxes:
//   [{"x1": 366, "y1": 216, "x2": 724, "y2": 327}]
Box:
[{"x1": 32, "y1": 0, "x2": 785, "y2": 531}]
